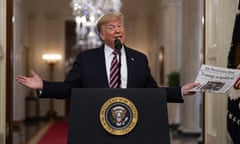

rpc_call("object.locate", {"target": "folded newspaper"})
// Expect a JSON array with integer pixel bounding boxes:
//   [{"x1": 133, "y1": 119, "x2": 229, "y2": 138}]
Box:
[{"x1": 190, "y1": 64, "x2": 240, "y2": 93}]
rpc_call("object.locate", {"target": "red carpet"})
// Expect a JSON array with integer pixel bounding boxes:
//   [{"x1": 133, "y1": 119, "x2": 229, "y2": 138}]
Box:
[{"x1": 38, "y1": 120, "x2": 68, "y2": 144}]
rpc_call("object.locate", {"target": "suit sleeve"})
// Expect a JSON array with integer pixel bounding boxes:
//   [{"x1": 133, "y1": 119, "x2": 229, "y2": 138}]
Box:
[
  {"x1": 38, "y1": 54, "x2": 84, "y2": 99},
  {"x1": 142, "y1": 54, "x2": 184, "y2": 103},
  {"x1": 165, "y1": 87, "x2": 184, "y2": 103},
  {"x1": 39, "y1": 81, "x2": 72, "y2": 99}
]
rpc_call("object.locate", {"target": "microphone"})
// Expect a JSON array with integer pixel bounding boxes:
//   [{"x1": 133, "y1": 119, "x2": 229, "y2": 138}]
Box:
[
  {"x1": 114, "y1": 39, "x2": 122, "y2": 52},
  {"x1": 114, "y1": 38, "x2": 122, "y2": 88}
]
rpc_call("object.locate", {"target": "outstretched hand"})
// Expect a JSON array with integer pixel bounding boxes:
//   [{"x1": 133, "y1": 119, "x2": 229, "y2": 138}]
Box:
[
  {"x1": 182, "y1": 82, "x2": 200, "y2": 96},
  {"x1": 16, "y1": 70, "x2": 43, "y2": 90}
]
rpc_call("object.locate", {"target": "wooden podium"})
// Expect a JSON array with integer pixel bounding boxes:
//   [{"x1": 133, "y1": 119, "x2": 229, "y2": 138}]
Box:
[{"x1": 68, "y1": 88, "x2": 170, "y2": 144}]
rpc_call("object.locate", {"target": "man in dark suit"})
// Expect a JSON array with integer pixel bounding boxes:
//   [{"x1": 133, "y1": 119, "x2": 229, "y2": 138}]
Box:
[{"x1": 16, "y1": 12, "x2": 199, "y2": 102}]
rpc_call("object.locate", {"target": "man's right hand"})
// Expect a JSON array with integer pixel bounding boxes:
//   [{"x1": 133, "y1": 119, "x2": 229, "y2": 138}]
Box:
[{"x1": 16, "y1": 70, "x2": 43, "y2": 90}]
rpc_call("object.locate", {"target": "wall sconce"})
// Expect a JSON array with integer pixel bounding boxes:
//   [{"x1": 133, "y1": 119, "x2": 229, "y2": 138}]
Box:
[
  {"x1": 42, "y1": 53, "x2": 62, "y2": 119},
  {"x1": 42, "y1": 54, "x2": 62, "y2": 64}
]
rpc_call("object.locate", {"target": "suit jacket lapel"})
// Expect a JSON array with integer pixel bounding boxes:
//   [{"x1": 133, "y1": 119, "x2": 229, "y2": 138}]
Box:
[
  {"x1": 125, "y1": 48, "x2": 136, "y2": 88},
  {"x1": 96, "y1": 46, "x2": 109, "y2": 88}
]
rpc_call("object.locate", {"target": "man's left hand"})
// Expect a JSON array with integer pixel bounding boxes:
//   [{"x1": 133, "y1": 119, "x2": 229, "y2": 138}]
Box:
[{"x1": 182, "y1": 82, "x2": 200, "y2": 96}]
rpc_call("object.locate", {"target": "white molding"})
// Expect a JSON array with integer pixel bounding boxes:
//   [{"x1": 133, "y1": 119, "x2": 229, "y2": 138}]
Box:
[{"x1": 0, "y1": 0, "x2": 6, "y2": 142}]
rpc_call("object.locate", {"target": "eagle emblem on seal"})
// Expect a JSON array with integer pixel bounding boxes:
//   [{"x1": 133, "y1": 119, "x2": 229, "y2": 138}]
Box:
[
  {"x1": 111, "y1": 106, "x2": 128, "y2": 127},
  {"x1": 99, "y1": 97, "x2": 138, "y2": 135}
]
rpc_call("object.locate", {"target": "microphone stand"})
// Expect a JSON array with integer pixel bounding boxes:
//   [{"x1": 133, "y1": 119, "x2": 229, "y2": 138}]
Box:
[
  {"x1": 118, "y1": 49, "x2": 121, "y2": 88},
  {"x1": 114, "y1": 39, "x2": 122, "y2": 88}
]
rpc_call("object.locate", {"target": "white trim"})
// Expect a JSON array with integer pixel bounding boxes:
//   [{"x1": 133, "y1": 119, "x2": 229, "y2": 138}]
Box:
[{"x1": 0, "y1": 0, "x2": 6, "y2": 143}]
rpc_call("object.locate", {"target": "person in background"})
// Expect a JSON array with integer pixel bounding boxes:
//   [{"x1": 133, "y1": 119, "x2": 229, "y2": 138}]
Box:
[
  {"x1": 227, "y1": 64, "x2": 240, "y2": 144},
  {"x1": 16, "y1": 12, "x2": 199, "y2": 103}
]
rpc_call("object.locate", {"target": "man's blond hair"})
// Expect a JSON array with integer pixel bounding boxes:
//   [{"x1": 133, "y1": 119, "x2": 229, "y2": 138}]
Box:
[{"x1": 96, "y1": 12, "x2": 124, "y2": 33}]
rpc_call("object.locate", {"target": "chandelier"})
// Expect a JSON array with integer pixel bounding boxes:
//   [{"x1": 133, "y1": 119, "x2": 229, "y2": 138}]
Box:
[{"x1": 70, "y1": 0, "x2": 122, "y2": 50}]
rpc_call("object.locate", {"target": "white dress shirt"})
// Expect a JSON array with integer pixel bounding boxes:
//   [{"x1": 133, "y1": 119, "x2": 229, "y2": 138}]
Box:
[{"x1": 104, "y1": 44, "x2": 127, "y2": 88}]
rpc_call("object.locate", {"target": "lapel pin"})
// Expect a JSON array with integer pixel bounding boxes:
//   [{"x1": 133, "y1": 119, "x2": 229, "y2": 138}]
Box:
[{"x1": 131, "y1": 58, "x2": 135, "y2": 61}]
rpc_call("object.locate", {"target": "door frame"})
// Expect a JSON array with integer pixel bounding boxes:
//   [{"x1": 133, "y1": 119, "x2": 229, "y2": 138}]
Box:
[{"x1": 6, "y1": 0, "x2": 13, "y2": 143}]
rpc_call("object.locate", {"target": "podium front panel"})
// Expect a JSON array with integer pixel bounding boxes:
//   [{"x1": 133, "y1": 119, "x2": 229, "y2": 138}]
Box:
[{"x1": 68, "y1": 88, "x2": 170, "y2": 144}]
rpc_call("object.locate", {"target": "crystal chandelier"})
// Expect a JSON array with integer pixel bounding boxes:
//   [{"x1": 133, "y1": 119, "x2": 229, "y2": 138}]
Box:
[{"x1": 70, "y1": 0, "x2": 122, "y2": 50}]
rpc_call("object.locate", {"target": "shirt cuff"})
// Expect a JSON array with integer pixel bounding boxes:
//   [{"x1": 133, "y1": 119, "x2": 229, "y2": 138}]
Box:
[
  {"x1": 36, "y1": 89, "x2": 43, "y2": 97},
  {"x1": 181, "y1": 88, "x2": 185, "y2": 99}
]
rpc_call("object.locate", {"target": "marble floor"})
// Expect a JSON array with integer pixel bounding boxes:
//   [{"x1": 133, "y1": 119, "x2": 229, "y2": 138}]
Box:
[
  {"x1": 171, "y1": 138, "x2": 201, "y2": 144},
  {"x1": 170, "y1": 132, "x2": 202, "y2": 144}
]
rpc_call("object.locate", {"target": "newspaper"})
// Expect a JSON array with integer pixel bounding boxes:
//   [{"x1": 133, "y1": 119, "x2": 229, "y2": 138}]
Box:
[{"x1": 190, "y1": 64, "x2": 240, "y2": 94}]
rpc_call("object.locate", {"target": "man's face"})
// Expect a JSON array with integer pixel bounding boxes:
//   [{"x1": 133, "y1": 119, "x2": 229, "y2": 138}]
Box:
[{"x1": 99, "y1": 19, "x2": 126, "y2": 49}]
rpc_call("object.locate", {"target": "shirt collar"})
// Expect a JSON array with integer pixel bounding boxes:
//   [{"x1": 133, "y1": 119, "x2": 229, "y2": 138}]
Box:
[
  {"x1": 104, "y1": 44, "x2": 114, "y2": 57},
  {"x1": 104, "y1": 44, "x2": 125, "y2": 56}
]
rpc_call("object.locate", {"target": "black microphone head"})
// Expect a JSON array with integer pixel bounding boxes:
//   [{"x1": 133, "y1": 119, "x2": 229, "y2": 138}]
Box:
[{"x1": 114, "y1": 39, "x2": 122, "y2": 51}]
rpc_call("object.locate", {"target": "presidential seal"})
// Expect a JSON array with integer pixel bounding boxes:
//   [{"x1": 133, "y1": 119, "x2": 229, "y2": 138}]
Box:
[{"x1": 99, "y1": 97, "x2": 138, "y2": 135}]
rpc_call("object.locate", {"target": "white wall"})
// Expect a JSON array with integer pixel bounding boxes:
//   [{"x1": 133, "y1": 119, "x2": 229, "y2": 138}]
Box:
[
  {"x1": 122, "y1": 0, "x2": 160, "y2": 79},
  {"x1": 204, "y1": 0, "x2": 238, "y2": 143},
  {"x1": 0, "y1": 0, "x2": 6, "y2": 143},
  {"x1": 25, "y1": 0, "x2": 71, "y2": 117}
]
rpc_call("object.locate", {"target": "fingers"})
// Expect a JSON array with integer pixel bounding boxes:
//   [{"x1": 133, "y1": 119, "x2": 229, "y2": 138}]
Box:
[
  {"x1": 16, "y1": 77, "x2": 28, "y2": 86},
  {"x1": 16, "y1": 75, "x2": 27, "y2": 80},
  {"x1": 16, "y1": 70, "x2": 43, "y2": 90},
  {"x1": 30, "y1": 70, "x2": 37, "y2": 77},
  {"x1": 185, "y1": 91, "x2": 196, "y2": 96},
  {"x1": 182, "y1": 82, "x2": 200, "y2": 96},
  {"x1": 192, "y1": 82, "x2": 200, "y2": 87},
  {"x1": 185, "y1": 82, "x2": 199, "y2": 89},
  {"x1": 16, "y1": 75, "x2": 27, "y2": 83}
]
